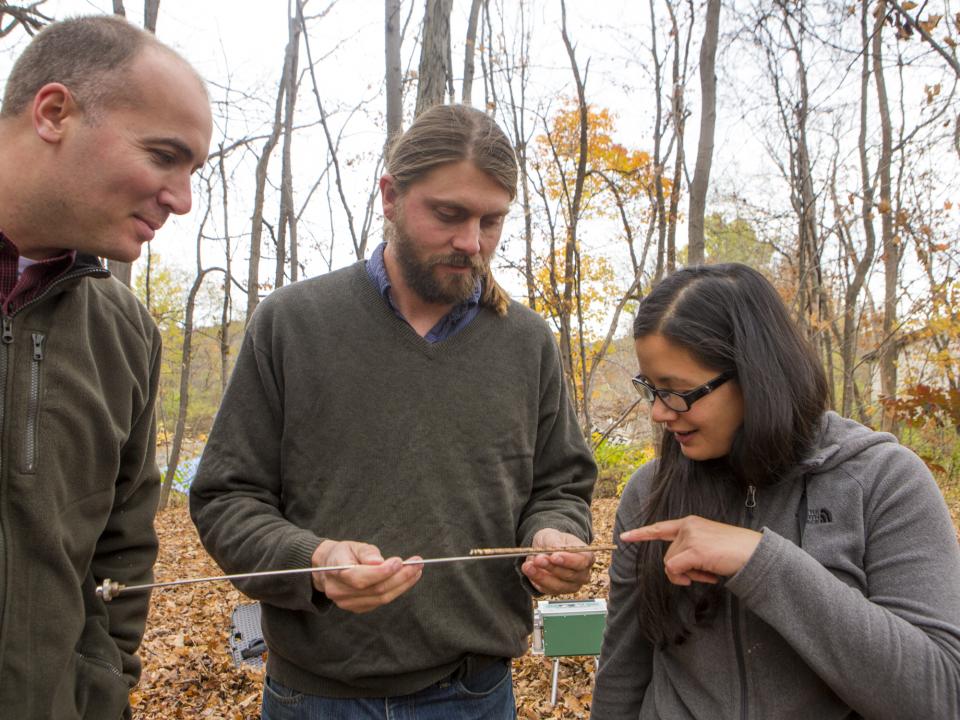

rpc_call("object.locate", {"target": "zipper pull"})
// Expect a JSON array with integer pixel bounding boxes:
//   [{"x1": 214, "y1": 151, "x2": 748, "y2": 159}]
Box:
[
  {"x1": 2, "y1": 317, "x2": 13, "y2": 344},
  {"x1": 745, "y1": 485, "x2": 757, "y2": 509},
  {"x1": 32, "y1": 333, "x2": 44, "y2": 360}
]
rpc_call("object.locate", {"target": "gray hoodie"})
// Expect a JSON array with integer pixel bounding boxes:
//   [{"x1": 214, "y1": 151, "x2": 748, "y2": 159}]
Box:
[{"x1": 591, "y1": 412, "x2": 960, "y2": 719}]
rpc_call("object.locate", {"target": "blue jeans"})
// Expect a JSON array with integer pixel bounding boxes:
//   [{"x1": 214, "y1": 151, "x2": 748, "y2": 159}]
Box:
[{"x1": 261, "y1": 660, "x2": 516, "y2": 720}]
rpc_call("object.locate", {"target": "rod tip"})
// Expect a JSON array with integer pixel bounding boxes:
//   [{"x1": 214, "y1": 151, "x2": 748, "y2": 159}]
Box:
[{"x1": 97, "y1": 579, "x2": 122, "y2": 602}]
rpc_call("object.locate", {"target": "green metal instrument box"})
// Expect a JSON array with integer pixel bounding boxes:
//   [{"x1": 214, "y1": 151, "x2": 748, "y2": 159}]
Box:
[{"x1": 531, "y1": 599, "x2": 607, "y2": 657}]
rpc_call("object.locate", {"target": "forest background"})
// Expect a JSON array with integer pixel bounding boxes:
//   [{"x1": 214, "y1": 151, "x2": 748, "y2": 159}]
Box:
[{"x1": 2, "y1": 1, "x2": 959, "y2": 717}]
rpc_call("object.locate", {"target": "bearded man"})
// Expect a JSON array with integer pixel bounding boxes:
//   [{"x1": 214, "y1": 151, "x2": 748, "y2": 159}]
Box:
[{"x1": 190, "y1": 104, "x2": 596, "y2": 720}]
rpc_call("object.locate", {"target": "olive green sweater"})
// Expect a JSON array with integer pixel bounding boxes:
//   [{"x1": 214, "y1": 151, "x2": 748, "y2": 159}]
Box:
[
  {"x1": 0, "y1": 254, "x2": 161, "y2": 719},
  {"x1": 190, "y1": 262, "x2": 596, "y2": 697}
]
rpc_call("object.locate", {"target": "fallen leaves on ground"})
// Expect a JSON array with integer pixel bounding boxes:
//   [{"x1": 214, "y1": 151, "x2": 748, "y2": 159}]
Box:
[{"x1": 132, "y1": 498, "x2": 619, "y2": 719}]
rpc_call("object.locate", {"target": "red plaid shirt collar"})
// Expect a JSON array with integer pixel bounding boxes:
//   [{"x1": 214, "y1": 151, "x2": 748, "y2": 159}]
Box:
[{"x1": 0, "y1": 232, "x2": 76, "y2": 315}]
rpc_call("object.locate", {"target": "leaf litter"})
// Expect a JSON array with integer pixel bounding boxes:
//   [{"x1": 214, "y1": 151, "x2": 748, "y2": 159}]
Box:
[{"x1": 132, "y1": 498, "x2": 618, "y2": 719}]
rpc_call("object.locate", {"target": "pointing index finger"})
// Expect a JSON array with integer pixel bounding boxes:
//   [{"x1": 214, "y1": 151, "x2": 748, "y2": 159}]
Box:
[{"x1": 621, "y1": 519, "x2": 683, "y2": 543}]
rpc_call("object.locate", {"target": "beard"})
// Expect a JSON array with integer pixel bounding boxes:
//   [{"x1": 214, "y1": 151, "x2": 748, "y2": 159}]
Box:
[{"x1": 389, "y1": 219, "x2": 489, "y2": 306}]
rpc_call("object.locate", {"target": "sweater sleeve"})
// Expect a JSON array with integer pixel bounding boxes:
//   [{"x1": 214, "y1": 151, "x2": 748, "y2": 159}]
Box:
[
  {"x1": 89, "y1": 326, "x2": 161, "y2": 691},
  {"x1": 591, "y1": 466, "x2": 655, "y2": 719},
  {"x1": 189, "y1": 312, "x2": 326, "y2": 612},
  {"x1": 516, "y1": 330, "x2": 596, "y2": 547},
  {"x1": 725, "y1": 447, "x2": 960, "y2": 720}
]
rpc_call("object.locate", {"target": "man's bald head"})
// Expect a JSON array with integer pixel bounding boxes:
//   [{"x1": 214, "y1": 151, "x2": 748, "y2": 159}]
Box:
[{"x1": 2, "y1": 15, "x2": 206, "y2": 121}]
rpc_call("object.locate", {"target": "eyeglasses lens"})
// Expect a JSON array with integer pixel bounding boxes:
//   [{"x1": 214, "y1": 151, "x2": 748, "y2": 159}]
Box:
[{"x1": 632, "y1": 377, "x2": 688, "y2": 412}]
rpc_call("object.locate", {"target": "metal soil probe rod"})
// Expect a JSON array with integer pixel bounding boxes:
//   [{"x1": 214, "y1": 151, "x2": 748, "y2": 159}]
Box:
[{"x1": 97, "y1": 544, "x2": 618, "y2": 601}]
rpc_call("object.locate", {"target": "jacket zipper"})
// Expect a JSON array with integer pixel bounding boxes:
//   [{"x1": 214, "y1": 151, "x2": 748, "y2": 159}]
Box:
[
  {"x1": 24, "y1": 333, "x2": 45, "y2": 473},
  {"x1": 3, "y1": 265, "x2": 107, "y2": 475},
  {"x1": 0, "y1": 316, "x2": 12, "y2": 687},
  {"x1": 78, "y1": 653, "x2": 123, "y2": 678},
  {"x1": 11, "y1": 265, "x2": 108, "y2": 319},
  {"x1": 732, "y1": 596, "x2": 748, "y2": 720},
  {"x1": 733, "y1": 484, "x2": 757, "y2": 720},
  {"x1": 0, "y1": 262, "x2": 108, "y2": 688}
]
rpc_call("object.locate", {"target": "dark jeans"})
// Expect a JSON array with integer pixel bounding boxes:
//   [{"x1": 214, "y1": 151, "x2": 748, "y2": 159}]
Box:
[{"x1": 261, "y1": 659, "x2": 516, "y2": 720}]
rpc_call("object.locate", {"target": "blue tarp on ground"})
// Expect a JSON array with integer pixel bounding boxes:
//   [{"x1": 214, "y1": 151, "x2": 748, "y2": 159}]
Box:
[{"x1": 160, "y1": 455, "x2": 202, "y2": 496}]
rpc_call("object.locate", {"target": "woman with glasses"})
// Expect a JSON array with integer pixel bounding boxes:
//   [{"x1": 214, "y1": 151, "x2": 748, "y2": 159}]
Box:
[{"x1": 591, "y1": 263, "x2": 960, "y2": 719}]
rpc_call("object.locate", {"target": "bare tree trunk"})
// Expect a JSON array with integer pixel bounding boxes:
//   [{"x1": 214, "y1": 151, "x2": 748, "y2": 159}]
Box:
[
  {"x1": 217, "y1": 146, "x2": 232, "y2": 393},
  {"x1": 873, "y1": 0, "x2": 898, "y2": 433},
  {"x1": 687, "y1": 0, "x2": 720, "y2": 265},
  {"x1": 107, "y1": 260, "x2": 132, "y2": 286},
  {"x1": 143, "y1": 0, "x2": 160, "y2": 32},
  {"x1": 778, "y1": 2, "x2": 823, "y2": 339},
  {"x1": 246, "y1": 25, "x2": 290, "y2": 323},
  {"x1": 275, "y1": 12, "x2": 301, "y2": 289},
  {"x1": 493, "y1": 1, "x2": 536, "y2": 309},
  {"x1": 649, "y1": 0, "x2": 667, "y2": 282},
  {"x1": 159, "y1": 266, "x2": 208, "y2": 509},
  {"x1": 159, "y1": 196, "x2": 212, "y2": 510},
  {"x1": 415, "y1": 0, "x2": 453, "y2": 116},
  {"x1": 112, "y1": 1, "x2": 125, "y2": 16},
  {"x1": 143, "y1": 245, "x2": 151, "y2": 310},
  {"x1": 301, "y1": 3, "x2": 369, "y2": 260},
  {"x1": 385, "y1": 0, "x2": 403, "y2": 144},
  {"x1": 559, "y1": 0, "x2": 590, "y2": 433},
  {"x1": 664, "y1": 1, "x2": 690, "y2": 275},
  {"x1": 839, "y1": 0, "x2": 879, "y2": 417},
  {"x1": 462, "y1": 0, "x2": 482, "y2": 105},
  {"x1": 481, "y1": 1, "x2": 500, "y2": 112},
  {"x1": 479, "y1": 0, "x2": 493, "y2": 110}
]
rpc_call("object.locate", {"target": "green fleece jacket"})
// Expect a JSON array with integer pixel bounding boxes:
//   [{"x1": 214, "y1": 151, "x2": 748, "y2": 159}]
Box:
[
  {"x1": 0, "y1": 254, "x2": 161, "y2": 719},
  {"x1": 189, "y1": 261, "x2": 596, "y2": 697},
  {"x1": 592, "y1": 412, "x2": 960, "y2": 719}
]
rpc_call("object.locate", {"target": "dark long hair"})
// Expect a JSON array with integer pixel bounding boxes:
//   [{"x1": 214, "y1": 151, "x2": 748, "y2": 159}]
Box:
[{"x1": 632, "y1": 264, "x2": 828, "y2": 646}]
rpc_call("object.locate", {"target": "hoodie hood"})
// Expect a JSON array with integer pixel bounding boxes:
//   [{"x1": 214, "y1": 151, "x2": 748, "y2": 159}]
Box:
[{"x1": 798, "y1": 411, "x2": 898, "y2": 475}]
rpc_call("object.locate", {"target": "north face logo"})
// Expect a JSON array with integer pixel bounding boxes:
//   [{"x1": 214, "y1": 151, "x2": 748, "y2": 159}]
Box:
[{"x1": 807, "y1": 508, "x2": 833, "y2": 524}]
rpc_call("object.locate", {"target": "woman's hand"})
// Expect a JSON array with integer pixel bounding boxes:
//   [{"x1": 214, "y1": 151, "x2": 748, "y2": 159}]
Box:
[{"x1": 621, "y1": 516, "x2": 762, "y2": 586}]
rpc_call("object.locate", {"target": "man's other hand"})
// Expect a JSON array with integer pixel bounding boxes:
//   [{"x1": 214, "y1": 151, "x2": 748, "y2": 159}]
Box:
[{"x1": 521, "y1": 528, "x2": 594, "y2": 595}]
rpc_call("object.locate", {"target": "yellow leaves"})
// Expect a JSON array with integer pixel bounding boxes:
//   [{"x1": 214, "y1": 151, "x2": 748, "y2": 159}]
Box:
[
  {"x1": 536, "y1": 99, "x2": 657, "y2": 216},
  {"x1": 945, "y1": 36, "x2": 958, "y2": 48},
  {"x1": 902, "y1": 1, "x2": 918, "y2": 10},
  {"x1": 532, "y1": 247, "x2": 619, "y2": 324},
  {"x1": 877, "y1": 198, "x2": 892, "y2": 214},
  {"x1": 925, "y1": 83, "x2": 942, "y2": 105}
]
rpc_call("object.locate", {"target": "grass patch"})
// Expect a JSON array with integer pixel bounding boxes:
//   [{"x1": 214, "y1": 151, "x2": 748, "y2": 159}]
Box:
[{"x1": 592, "y1": 436, "x2": 654, "y2": 498}]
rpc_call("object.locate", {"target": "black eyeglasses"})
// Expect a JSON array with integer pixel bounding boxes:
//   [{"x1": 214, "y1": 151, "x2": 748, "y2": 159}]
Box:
[{"x1": 631, "y1": 371, "x2": 734, "y2": 412}]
